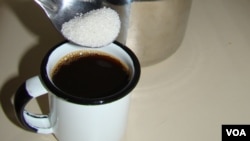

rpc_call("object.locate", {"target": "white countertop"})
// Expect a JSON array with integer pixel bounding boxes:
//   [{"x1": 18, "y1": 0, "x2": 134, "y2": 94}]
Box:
[{"x1": 1, "y1": 0, "x2": 250, "y2": 141}]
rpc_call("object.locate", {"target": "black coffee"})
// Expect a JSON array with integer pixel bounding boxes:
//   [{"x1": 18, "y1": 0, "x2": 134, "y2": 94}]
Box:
[{"x1": 51, "y1": 51, "x2": 131, "y2": 99}]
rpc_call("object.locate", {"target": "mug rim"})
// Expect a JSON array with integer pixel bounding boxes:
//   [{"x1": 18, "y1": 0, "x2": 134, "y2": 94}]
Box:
[{"x1": 40, "y1": 41, "x2": 140, "y2": 105}]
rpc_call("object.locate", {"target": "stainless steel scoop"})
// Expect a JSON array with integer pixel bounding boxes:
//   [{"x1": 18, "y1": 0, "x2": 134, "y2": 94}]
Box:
[
  {"x1": 35, "y1": 0, "x2": 133, "y2": 46},
  {"x1": 34, "y1": 0, "x2": 102, "y2": 36}
]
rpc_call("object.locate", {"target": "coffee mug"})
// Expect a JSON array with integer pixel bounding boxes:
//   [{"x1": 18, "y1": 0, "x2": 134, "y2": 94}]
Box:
[{"x1": 14, "y1": 41, "x2": 140, "y2": 141}]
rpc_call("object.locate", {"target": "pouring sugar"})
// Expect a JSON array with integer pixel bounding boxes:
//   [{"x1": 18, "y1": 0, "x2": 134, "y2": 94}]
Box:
[{"x1": 61, "y1": 7, "x2": 121, "y2": 47}]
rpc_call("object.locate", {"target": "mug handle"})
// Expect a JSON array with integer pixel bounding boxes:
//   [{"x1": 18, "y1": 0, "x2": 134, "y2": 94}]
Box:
[{"x1": 14, "y1": 76, "x2": 53, "y2": 134}]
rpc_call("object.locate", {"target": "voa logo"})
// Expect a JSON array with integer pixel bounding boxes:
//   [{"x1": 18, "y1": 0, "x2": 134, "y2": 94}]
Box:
[{"x1": 226, "y1": 129, "x2": 246, "y2": 137}]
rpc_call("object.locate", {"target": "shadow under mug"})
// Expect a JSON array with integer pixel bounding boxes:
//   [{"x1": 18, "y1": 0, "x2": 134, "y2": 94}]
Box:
[{"x1": 14, "y1": 41, "x2": 140, "y2": 141}]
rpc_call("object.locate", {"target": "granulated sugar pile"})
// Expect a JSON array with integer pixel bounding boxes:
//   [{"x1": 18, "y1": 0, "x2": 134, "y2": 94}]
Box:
[{"x1": 61, "y1": 7, "x2": 121, "y2": 47}]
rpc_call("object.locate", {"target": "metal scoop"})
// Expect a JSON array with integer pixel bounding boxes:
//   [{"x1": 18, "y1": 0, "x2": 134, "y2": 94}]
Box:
[{"x1": 34, "y1": 0, "x2": 102, "y2": 37}]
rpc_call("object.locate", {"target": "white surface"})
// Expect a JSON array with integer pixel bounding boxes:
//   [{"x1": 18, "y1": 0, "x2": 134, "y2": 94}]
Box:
[
  {"x1": 50, "y1": 94, "x2": 130, "y2": 141},
  {"x1": 1, "y1": 0, "x2": 250, "y2": 141}
]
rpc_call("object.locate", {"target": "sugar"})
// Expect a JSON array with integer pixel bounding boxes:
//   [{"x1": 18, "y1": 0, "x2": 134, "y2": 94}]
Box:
[{"x1": 61, "y1": 7, "x2": 121, "y2": 47}]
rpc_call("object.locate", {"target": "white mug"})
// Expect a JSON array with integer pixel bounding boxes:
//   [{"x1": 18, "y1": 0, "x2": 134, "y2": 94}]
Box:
[{"x1": 14, "y1": 42, "x2": 140, "y2": 141}]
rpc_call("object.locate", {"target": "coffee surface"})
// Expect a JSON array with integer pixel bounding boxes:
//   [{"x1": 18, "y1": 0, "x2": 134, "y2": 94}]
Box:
[{"x1": 51, "y1": 51, "x2": 130, "y2": 99}]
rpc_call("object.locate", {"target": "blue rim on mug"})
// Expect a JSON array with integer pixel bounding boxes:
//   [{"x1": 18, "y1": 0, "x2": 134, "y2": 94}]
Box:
[{"x1": 40, "y1": 41, "x2": 141, "y2": 105}]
